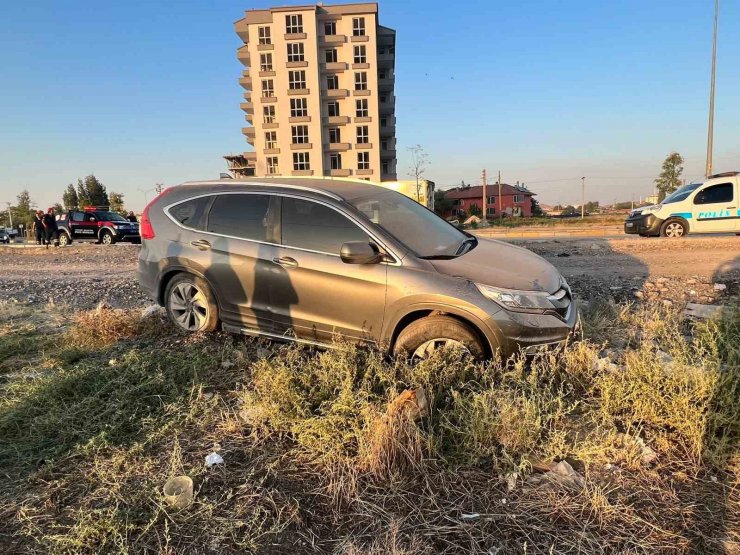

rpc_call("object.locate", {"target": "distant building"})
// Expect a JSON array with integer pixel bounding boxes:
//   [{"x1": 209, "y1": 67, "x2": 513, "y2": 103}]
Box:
[
  {"x1": 378, "y1": 179, "x2": 435, "y2": 209},
  {"x1": 442, "y1": 184, "x2": 535, "y2": 219},
  {"x1": 228, "y1": 2, "x2": 397, "y2": 181}
]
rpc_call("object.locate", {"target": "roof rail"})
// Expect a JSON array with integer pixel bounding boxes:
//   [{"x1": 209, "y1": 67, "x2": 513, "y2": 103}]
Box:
[
  {"x1": 708, "y1": 171, "x2": 740, "y2": 178},
  {"x1": 181, "y1": 179, "x2": 344, "y2": 201}
]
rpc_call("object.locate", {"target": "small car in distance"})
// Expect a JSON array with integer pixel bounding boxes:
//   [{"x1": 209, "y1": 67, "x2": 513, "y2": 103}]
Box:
[
  {"x1": 57, "y1": 207, "x2": 141, "y2": 246},
  {"x1": 138, "y1": 178, "x2": 578, "y2": 360},
  {"x1": 624, "y1": 172, "x2": 740, "y2": 237}
]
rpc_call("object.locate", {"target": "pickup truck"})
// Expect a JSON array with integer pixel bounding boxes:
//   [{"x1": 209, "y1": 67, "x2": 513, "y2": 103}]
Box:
[{"x1": 57, "y1": 207, "x2": 140, "y2": 246}]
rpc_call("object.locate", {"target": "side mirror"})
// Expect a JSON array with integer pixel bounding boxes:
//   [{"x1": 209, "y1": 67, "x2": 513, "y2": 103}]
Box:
[{"x1": 340, "y1": 241, "x2": 382, "y2": 264}]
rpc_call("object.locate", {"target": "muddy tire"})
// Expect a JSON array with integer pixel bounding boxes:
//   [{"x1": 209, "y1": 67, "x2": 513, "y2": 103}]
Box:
[
  {"x1": 660, "y1": 219, "x2": 687, "y2": 238},
  {"x1": 393, "y1": 315, "x2": 486, "y2": 361},
  {"x1": 164, "y1": 273, "x2": 219, "y2": 333}
]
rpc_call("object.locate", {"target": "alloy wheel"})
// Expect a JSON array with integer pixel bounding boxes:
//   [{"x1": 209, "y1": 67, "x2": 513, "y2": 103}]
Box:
[
  {"x1": 169, "y1": 282, "x2": 209, "y2": 331},
  {"x1": 665, "y1": 222, "x2": 684, "y2": 238},
  {"x1": 411, "y1": 338, "x2": 469, "y2": 361}
]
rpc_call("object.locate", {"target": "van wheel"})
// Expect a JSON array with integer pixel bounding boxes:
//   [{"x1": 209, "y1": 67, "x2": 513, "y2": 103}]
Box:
[
  {"x1": 58, "y1": 232, "x2": 71, "y2": 246},
  {"x1": 165, "y1": 273, "x2": 219, "y2": 333},
  {"x1": 100, "y1": 230, "x2": 115, "y2": 245},
  {"x1": 660, "y1": 219, "x2": 687, "y2": 238},
  {"x1": 394, "y1": 315, "x2": 486, "y2": 361}
]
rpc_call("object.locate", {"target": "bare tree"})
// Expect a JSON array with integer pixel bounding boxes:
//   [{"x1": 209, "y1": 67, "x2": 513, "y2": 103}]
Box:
[{"x1": 406, "y1": 144, "x2": 429, "y2": 203}]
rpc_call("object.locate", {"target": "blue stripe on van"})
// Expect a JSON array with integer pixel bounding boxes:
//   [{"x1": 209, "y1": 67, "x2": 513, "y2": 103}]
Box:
[{"x1": 670, "y1": 212, "x2": 692, "y2": 219}]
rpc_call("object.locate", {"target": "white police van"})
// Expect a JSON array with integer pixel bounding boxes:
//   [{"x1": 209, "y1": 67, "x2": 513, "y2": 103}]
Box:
[{"x1": 624, "y1": 172, "x2": 740, "y2": 237}]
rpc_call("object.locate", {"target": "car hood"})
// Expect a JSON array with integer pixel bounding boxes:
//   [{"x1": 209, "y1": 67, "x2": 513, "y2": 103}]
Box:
[{"x1": 429, "y1": 237, "x2": 562, "y2": 293}]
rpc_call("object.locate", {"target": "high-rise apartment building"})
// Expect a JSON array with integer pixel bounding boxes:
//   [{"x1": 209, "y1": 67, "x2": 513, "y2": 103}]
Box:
[{"x1": 226, "y1": 3, "x2": 397, "y2": 181}]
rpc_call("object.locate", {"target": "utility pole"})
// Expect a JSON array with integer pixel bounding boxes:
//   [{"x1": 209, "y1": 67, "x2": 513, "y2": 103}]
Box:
[
  {"x1": 5, "y1": 202, "x2": 13, "y2": 229},
  {"x1": 481, "y1": 169, "x2": 487, "y2": 225},
  {"x1": 498, "y1": 170, "x2": 502, "y2": 220},
  {"x1": 706, "y1": 0, "x2": 719, "y2": 177},
  {"x1": 581, "y1": 176, "x2": 586, "y2": 219}
]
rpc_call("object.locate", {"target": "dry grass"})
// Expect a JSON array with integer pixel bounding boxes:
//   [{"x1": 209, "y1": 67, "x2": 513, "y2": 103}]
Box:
[{"x1": 0, "y1": 300, "x2": 737, "y2": 554}]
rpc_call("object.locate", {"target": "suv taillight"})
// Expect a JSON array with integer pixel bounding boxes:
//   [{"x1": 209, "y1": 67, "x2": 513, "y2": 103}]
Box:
[{"x1": 140, "y1": 187, "x2": 173, "y2": 240}]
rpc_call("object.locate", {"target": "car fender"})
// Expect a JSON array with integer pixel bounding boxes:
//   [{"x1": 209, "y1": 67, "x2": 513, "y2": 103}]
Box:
[{"x1": 155, "y1": 260, "x2": 219, "y2": 306}]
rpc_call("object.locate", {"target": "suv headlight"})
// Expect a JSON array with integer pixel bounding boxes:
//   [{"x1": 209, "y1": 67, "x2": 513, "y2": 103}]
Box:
[{"x1": 475, "y1": 283, "x2": 554, "y2": 313}]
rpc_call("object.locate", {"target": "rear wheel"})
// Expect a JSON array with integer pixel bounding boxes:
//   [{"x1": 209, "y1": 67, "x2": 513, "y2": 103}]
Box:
[
  {"x1": 165, "y1": 273, "x2": 219, "y2": 333},
  {"x1": 58, "y1": 232, "x2": 71, "y2": 246},
  {"x1": 100, "y1": 230, "x2": 115, "y2": 245},
  {"x1": 660, "y1": 219, "x2": 687, "y2": 238},
  {"x1": 393, "y1": 315, "x2": 486, "y2": 361}
]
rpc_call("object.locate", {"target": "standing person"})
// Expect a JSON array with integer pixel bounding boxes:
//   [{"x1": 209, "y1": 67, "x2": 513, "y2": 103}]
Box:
[
  {"x1": 42, "y1": 207, "x2": 59, "y2": 248},
  {"x1": 126, "y1": 211, "x2": 138, "y2": 223},
  {"x1": 33, "y1": 210, "x2": 45, "y2": 245}
]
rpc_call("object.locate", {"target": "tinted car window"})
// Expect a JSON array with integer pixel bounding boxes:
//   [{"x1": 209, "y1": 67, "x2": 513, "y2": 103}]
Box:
[
  {"x1": 71, "y1": 212, "x2": 85, "y2": 222},
  {"x1": 207, "y1": 194, "x2": 270, "y2": 241},
  {"x1": 281, "y1": 197, "x2": 368, "y2": 254},
  {"x1": 169, "y1": 196, "x2": 212, "y2": 230},
  {"x1": 694, "y1": 183, "x2": 733, "y2": 205}
]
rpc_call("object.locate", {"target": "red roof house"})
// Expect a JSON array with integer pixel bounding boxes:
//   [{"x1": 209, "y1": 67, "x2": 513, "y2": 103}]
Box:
[{"x1": 442, "y1": 184, "x2": 535, "y2": 219}]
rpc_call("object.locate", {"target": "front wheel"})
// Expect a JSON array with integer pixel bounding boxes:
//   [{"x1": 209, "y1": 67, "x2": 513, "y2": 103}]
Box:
[
  {"x1": 393, "y1": 315, "x2": 486, "y2": 362},
  {"x1": 100, "y1": 230, "x2": 115, "y2": 245},
  {"x1": 58, "y1": 232, "x2": 71, "y2": 247},
  {"x1": 660, "y1": 219, "x2": 687, "y2": 238},
  {"x1": 164, "y1": 273, "x2": 219, "y2": 333}
]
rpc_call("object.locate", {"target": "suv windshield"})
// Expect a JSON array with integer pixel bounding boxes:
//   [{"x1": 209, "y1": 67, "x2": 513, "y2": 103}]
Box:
[
  {"x1": 349, "y1": 190, "x2": 470, "y2": 258},
  {"x1": 93, "y1": 211, "x2": 128, "y2": 222},
  {"x1": 662, "y1": 182, "x2": 702, "y2": 204}
]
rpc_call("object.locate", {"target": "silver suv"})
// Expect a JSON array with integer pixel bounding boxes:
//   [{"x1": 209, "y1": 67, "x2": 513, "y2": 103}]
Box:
[{"x1": 137, "y1": 178, "x2": 577, "y2": 360}]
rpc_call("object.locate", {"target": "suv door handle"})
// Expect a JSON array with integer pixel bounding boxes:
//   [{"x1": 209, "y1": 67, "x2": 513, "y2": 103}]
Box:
[
  {"x1": 272, "y1": 256, "x2": 298, "y2": 268},
  {"x1": 190, "y1": 239, "x2": 212, "y2": 251}
]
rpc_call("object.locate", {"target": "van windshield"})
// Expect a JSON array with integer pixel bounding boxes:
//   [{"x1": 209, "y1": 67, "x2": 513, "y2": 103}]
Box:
[
  {"x1": 349, "y1": 190, "x2": 470, "y2": 258},
  {"x1": 662, "y1": 182, "x2": 701, "y2": 204}
]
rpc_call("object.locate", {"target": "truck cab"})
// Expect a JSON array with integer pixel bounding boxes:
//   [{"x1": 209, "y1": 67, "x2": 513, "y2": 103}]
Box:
[
  {"x1": 57, "y1": 206, "x2": 141, "y2": 246},
  {"x1": 624, "y1": 172, "x2": 739, "y2": 237}
]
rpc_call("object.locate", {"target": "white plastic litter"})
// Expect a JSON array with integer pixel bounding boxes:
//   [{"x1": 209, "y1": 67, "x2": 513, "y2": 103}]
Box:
[{"x1": 205, "y1": 452, "x2": 224, "y2": 467}]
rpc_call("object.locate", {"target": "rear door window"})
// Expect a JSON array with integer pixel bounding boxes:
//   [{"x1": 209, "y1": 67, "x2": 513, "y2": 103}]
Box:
[
  {"x1": 207, "y1": 194, "x2": 271, "y2": 241},
  {"x1": 694, "y1": 183, "x2": 733, "y2": 204},
  {"x1": 280, "y1": 197, "x2": 369, "y2": 254},
  {"x1": 169, "y1": 196, "x2": 212, "y2": 230}
]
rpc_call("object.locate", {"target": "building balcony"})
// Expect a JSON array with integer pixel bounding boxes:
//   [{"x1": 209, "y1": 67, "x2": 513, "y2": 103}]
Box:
[
  {"x1": 263, "y1": 122, "x2": 279, "y2": 129},
  {"x1": 244, "y1": 113, "x2": 254, "y2": 125},
  {"x1": 326, "y1": 142, "x2": 351, "y2": 151},
  {"x1": 328, "y1": 169, "x2": 351, "y2": 177},
  {"x1": 263, "y1": 148, "x2": 280, "y2": 155},
  {"x1": 284, "y1": 32, "x2": 307, "y2": 40},
  {"x1": 322, "y1": 62, "x2": 348, "y2": 72},
  {"x1": 350, "y1": 34, "x2": 369, "y2": 43},
  {"x1": 290, "y1": 142, "x2": 312, "y2": 150},
  {"x1": 257, "y1": 43, "x2": 274, "y2": 51},
  {"x1": 287, "y1": 88, "x2": 310, "y2": 96},
  {"x1": 237, "y1": 45, "x2": 251, "y2": 66},
  {"x1": 377, "y1": 53, "x2": 394, "y2": 65},
  {"x1": 320, "y1": 34, "x2": 347, "y2": 45},
  {"x1": 325, "y1": 88, "x2": 349, "y2": 98},
  {"x1": 286, "y1": 60, "x2": 308, "y2": 68},
  {"x1": 378, "y1": 27, "x2": 395, "y2": 46},
  {"x1": 356, "y1": 168, "x2": 373, "y2": 176},
  {"x1": 239, "y1": 74, "x2": 252, "y2": 90},
  {"x1": 355, "y1": 116, "x2": 371, "y2": 123},
  {"x1": 240, "y1": 101, "x2": 254, "y2": 114},
  {"x1": 260, "y1": 95, "x2": 277, "y2": 103},
  {"x1": 379, "y1": 76, "x2": 395, "y2": 90},
  {"x1": 355, "y1": 142, "x2": 373, "y2": 150},
  {"x1": 241, "y1": 126, "x2": 255, "y2": 137},
  {"x1": 235, "y1": 19, "x2": 249, "y2": 42},
  {"x1": 292, "y1": 169, "x2": 314, "y2": 176},
  {"x1": 381, "y1": 148, "x2": 397, "y2": 159},
  {"x1": 351, "y1": 62, "x2": 370, "y2": 70},
  {"x1": 352, "y1": 89, "x2": 371, "y2": 97},
  {"x1": 258, "y1": 70, "x2": 276, "y2": 77},
  {"x1": 380, "y1": 124, "x2": 396, "y2": 136},
  {"x1": 324, "y1": 115, "x2": 350, "y2": 125},
  {"x1": 289, "y1": 116, "x2": 311, "y2": 123}
]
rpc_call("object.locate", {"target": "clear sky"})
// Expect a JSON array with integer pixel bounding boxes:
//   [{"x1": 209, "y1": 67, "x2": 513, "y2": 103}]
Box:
[{"x1": 1, "y1": 0, "x2": 737, "y2": 211}]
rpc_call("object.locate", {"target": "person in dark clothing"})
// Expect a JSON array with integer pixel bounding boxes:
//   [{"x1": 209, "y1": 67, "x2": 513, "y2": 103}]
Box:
[
  {"x1": 33, "y1": 210, "x2": 45, "y2": 245},
  {"x1": 42, "y1": 208, "x2": 58, "y2": 248},
  {"x1": 126, "y1": 211, "x2": 138, "y2": 223}
]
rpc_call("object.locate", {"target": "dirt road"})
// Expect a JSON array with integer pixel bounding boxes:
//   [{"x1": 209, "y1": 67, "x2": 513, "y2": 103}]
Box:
[{"x1": 0, "y1": 236, "x2": 737, "y2": 308}]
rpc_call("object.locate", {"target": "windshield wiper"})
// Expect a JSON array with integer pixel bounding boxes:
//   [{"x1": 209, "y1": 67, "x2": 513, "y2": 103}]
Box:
[{"x1": 456, "y1": 236, "x2": 477, "y2": 256}]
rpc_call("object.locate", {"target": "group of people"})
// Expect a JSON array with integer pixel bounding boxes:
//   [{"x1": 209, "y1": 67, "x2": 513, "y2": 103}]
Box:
[{"x1": 32, "y1": 208, "x2": 58, "y2": 248}]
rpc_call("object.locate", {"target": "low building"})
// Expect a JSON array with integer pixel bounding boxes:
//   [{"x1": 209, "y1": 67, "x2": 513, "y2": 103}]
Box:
[
  {"x1": 377, "y1": 179, "x2": 435, "y2": 209},
  {"x1": 442, "y1": 184, "x2": 535, "y2": 219}
]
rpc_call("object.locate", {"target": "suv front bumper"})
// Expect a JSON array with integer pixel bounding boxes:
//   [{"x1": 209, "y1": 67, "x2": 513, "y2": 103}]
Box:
[{"x1": 624, "y1": 214, "x2": 662, "y2": 236}]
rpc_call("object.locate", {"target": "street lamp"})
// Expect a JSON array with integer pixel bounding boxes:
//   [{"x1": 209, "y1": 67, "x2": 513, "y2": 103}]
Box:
[{"x1": 706, "y1": 0, "x2": 719, "y2": 178}]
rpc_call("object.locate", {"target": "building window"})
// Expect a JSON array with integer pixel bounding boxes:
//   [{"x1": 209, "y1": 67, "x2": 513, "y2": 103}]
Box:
[
  {"x1": 288, "y1": 70, "x2": 306, "y2": 90},
  {"x1": 261, "y1": 79, "x2": 274, "y2": 98},
  {"x1": 290, "y1": 97, "x2": 308, "y2": 117},
  {"x1": 267, "y1": 156, "x2": 279, "y2": 175},
  {"x1": 258, "y1": 26, "x2": 271, "y2": 45},
  {"x1": 486, "y1": 207, "x2": 496, "y2": 216},
  {"x1": 291, "y1": 125, "x2": 309, "y2": 144},
  {"x1": 285, "y1": 14, "x2": 303, "y2": 34},
  {"x1": 327, "y1": 101, "x2": 340, "y2": 117},
  {"x1": 381, "y1": 139, "x2": 388, "y2": 150},
  {"x1": 263, "y1": 105, "x2": 275, "y2": 124},
  {"x1": 260, "y1": 53, "x2": 273, "y2": 72},
  {"x1": 287, "y1": 42, "x2": 304, "y2": 63},
  {"x1": 380, "y1": 94, "x2": 387, "y2": 103},
  {"x1": 324, "y1": 21, "x2": 336, "y2": 36},
  {"x1": 329, "y1": 127, "x2": 341, "y2": 143},
  {"x1": 356, "y1": 98, "x2": 368, "y2": 117},
  {"x1": 293, "y1": 152, "x2": 310, "y2": 171},
  {"x1": 352, "y1": 17, "x2": 366, "y2": 36},
  {"x1": 380, "y1": 117, "x2": 387, "y2": 127},
  {"x1": 353, "y1": 45, "x2": 366, "y2": 64},
  {"x1": 326, "y1": 75, "x2": 339, "y2": 90},
  {"x1": 356, "y1": 125, "x2": 369, "y2": 144},
  {"x1": 325, "y1": 48, "x2": 338, "y2": 63},
  {"x1": 354, "y1": 72, "x2": 367, "y2": 90},
  {"x1": 379, "y1": 69, "x2": 388, "y2": 79},
  {"x1": 357, "y1": 151, "x2": 370, "y2": 170},
  {"x1": 513, "y1": 195, "x2": 523, "y2": 203},
  {"x1": 264, "y1": 131, "x2": 277, "y2": 149},
  {"x1": 330, "y1": 152, "x2": 342, "y2": 169},
  {"x1": 382, "y1": 161, "x2": 389, "y2": 174}
]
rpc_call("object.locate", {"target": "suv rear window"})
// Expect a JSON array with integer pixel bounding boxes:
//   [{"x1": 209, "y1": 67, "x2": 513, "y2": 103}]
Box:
[
  {"x1": 281, "y1": 197, "x2": 368, "y2": 254},
  {"x1": 207, "y1": 194, "x2": 271, "y2": 241},
  {"x1": 169, "y1": 196, "x2": 212, "y2": 230}
]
